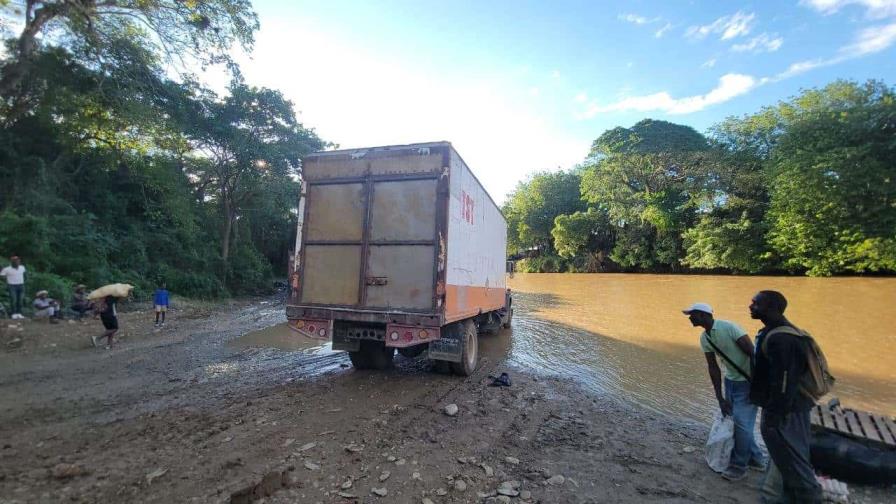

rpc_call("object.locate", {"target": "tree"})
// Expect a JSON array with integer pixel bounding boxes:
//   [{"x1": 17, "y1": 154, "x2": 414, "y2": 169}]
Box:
[
  {"x1": 0, "y1": 0, "x2": 258, "y2": 113},
  {"x1": 581, "y1": 119, "x2": 709, "y2": 270},
  {"x1": 503, "y1": 170, "x2": 586, "y2": 255},
  {"x1": 182, "y1": 81, "x2": 325, "y2": 277},
  {"x1": 765, "y1": 80, "x2": 896, "y2": 275}
]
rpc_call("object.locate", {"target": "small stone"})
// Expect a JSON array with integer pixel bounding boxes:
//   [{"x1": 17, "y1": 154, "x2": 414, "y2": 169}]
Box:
[
  {"x1": 481, "y1": 464, "x2": 494, "y2": 477},
  {"x1": 520, "y1": 490, "x2": 532, "y2": 500},
  {"x1": 546, "y1": 475, "x2": 565, "y2": 485},
  {"x1": 222, "y1": 436, "x2": 233, "y2": 443},
  {"x1": 497, "y1": 481, "x2": 519, "y2": 497},
  {"x1": 304, "y1": 461, "x2": 320, "y2": 471},
  {"x1": 395, "y1": 458, "x2": 406, "y2": 466},
  {"x1": 344, "y1": 444, "x2": 363, "y2": 453},
  {"x1": 436, "y1": 488, "x2": 448, "y2": 496},
  {"x1": 337, "y1": 492, "x2": 357, "y2": 499},
  {"x1": 444, "y1": 404, "x2": 459, "y2": 417},
  {"x1": 422, "y1": 499, "x2": 435, "y2": 504},
  {"x1": 412, "y1": 472, "x2": 421, "y2": 480},
  {"x1": 341, "y1": 480, "x2": 353, "y2": 489},
  {"x1": 682, "y1": 446, "x2": 696, "y2": 453},
  {"x1": 454, "y1": 480, "x2": 467, "y2": 492},
  {"x1": 505, "y1": 456, "x2": 520, "y2": 465},
  {"x1": 497, "y1": 496, "x2": 512, "y2": 504},
  {"x1": 51, "y1": 463, "x2": 85, "y2": 480},
  {"x1": 457, "y1": 457, "x2": 467, "y2": 464},
  {"x1": 379, "y1": 471, "x2": 391, "y2": 482},
  {"x1": 298, "y1": 442, "x2": 317, "y2": 452},
  {"x1": 371, "y1": 487, "x2": 388, "y2": 497},
  {"x1": 145, "y1": 468, "x2": 168, "y2": 485},
  {"x1": 282, "y1": 438, "x2": 295, "y2": 448},
  {"x1": 387, "y1": 455, "x2": 397, "y2": 462}
]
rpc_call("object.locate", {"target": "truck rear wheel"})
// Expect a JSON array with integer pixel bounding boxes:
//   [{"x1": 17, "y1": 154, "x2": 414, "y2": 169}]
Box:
[
  {"x1": 451, "y1": 319, "x2": 479, "y2": 376},
  {"x1": 349, "y1": 341, "x2": 395, "y2": 370}
]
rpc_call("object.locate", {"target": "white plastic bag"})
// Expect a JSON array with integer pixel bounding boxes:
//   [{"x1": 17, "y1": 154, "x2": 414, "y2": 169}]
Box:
[{"x1": 705, "y1": 412, "x2": 735, "y2": 473}]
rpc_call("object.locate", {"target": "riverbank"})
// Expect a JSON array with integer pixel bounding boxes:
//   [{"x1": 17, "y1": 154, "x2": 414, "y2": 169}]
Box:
[{"x1": 0, "y1": 298, "x2": 891, "y2": 503}]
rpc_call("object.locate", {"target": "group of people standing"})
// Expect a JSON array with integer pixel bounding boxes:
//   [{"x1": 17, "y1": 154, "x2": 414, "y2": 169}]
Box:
[
  {"x1": 685, "y1": 290, "x2": 823, "y2": 503},
  {"x1": 2, "y1": 255, "x2": 171, "y2": 350}
]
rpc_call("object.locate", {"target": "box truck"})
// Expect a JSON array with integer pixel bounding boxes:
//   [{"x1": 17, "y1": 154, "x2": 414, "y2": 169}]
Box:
[{"x1": 286, "y1": 142, "x2": 512, "y2": 375}]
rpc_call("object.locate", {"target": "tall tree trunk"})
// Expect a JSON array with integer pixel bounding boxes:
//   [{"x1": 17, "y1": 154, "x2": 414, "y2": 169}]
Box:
[{"x1": 0, "y1": 3, "x2": 66, "y2": 99}]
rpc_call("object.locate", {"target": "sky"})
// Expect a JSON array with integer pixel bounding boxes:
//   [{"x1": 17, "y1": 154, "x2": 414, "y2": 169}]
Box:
[{"x1": 213, "y1": 0, "x2": 896, "y2": 203}]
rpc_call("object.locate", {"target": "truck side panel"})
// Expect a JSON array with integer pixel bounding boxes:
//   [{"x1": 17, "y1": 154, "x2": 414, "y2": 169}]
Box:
[{"x1": 444, "y1": 149, "x2": 507, "y2": 323}]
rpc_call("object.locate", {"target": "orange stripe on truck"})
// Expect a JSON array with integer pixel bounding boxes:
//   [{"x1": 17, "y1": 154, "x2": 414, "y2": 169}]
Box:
[{"x1": 444, "y1": 284, "x2": 505, "y2": 324}]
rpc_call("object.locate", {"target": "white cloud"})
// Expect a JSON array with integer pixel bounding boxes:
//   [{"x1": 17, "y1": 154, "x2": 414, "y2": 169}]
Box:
[
  {"x1": 578, "y1": 73, "x2": 757, "y2": 117},
  {"x1": 801, "y1": 0, "x2": 896, "y2": 19},
  {"x1": 701, "y1": 58, "x2": 717, "y2": 68},
  {"x1": 732, "y1": 33, "x2": 784, "y2": 53},
  {"x1": 655, "y1": 22, "x2": 673, "y2": 38},
  {"x1": 686, "y1": 11, "x2": 756, "y2": 40},
  {"x1": 774, "y1": 21, "x2": 896, "y2": 79},
  {"x1": 574, "y1": 92, "x2": 589, "y2": 103},
  {"x1": 618, "y1": 13, "x2": 660, "y2": 25}
]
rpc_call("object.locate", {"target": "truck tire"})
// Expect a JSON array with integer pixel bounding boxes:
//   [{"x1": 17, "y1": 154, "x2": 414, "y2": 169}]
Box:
[
  {"x1": 451, "y1": 319, "x2": 479, "y2": 376},
  {"x1": 348, "y1": 349, "x2": 371, "y2": 370},
  {"x1": 363, "y1": 340, "x2": 395, "y2": 370}
]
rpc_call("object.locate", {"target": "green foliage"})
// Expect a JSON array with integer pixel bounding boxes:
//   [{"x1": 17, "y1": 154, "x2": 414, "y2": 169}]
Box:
[
  {"x1": 503, "y1": 170, "x2": 586, "y2": 254},
  {"x1": 507, "y1": 80, "x2": 895, "y2": 277}
]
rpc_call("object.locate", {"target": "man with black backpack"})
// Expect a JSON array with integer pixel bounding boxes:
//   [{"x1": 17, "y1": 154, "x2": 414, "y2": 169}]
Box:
[
  {"x1": 749, "y1": 290, "x2": 823, "y2": 503},
  {"x1": 683, "y1": 302, "x2": 767, "y2": 481}
]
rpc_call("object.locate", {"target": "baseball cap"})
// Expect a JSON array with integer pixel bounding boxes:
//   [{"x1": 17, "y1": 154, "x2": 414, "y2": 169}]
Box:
[{"x1": 682, "y1": 302, "x2": 713, "y2": 315}]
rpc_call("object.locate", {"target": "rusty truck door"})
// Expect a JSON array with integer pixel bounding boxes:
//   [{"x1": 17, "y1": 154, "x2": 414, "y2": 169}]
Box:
[{"x1": 363, "y1": 178, "x2": 438, "y2": 310}]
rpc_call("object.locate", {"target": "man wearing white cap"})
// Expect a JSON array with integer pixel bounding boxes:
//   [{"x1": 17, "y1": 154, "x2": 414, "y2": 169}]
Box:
[
  {"x1": 33, "y1": 290, "x2": 61, "y2": 323},
  {"x1": 683, "y1": 302, "x2": 766, "y2": 481}
]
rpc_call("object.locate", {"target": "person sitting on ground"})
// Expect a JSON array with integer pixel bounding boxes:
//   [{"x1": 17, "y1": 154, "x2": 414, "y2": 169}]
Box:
[
  {"x1": 33, "y1": 290, "x2": 61, "y2": 323},
  {"x1": 71, "y1": 284, "x2": 93, "y2": 321},
  {"x1": 153, "y1": 283, "x2": 169, "y2": 328},
  {"x1": 92, "y1": 295, "x2": 119, "y2": 350}
]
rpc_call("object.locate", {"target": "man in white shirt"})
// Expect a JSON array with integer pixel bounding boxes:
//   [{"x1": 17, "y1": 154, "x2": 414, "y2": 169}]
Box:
[{"x1": 1, "y1": 256, "x2": 26, "y2": 319}]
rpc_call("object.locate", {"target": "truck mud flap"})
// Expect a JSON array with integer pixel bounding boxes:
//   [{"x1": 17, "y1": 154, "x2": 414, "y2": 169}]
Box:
[{"x1": 428, "y1": 332, "x2": 462, "y2": 363}]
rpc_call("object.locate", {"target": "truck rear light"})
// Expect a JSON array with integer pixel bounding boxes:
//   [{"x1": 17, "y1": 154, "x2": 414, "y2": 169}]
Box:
[
  {"x1": 390, "y1": 331, "x2": 399, "y2": 341},
  {"x1": 385, "y1": 324, "x2": 440, "y2": 347},
  {"x1": 418, "y1": 329, "x2": 428, "y2": 339},
  {"x1": 289, "y1": 318, "x2": 331, "y2": 340}
]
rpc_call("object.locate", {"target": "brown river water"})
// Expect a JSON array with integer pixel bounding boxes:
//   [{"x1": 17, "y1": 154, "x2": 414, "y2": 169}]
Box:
[
  {"x1": 232, "y1": 273, "x2": 895, "y2": 423},
  {"x1": 506, "y1": 273, "x2": 896, "y2": 421}
]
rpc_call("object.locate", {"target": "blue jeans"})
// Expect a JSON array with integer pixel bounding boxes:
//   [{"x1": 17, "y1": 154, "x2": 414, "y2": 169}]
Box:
[
  {"x1": 7, "y1": 284, "x2": 24, "y2": 316},
  {"x1": 725, "y1": 377, "x2": 764, "y2": 469}
]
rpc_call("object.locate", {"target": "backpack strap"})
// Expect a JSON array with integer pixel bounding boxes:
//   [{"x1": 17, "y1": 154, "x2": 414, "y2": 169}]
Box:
[{"x1": 761, "y1": 325, "x2": 803, "y2": 355}]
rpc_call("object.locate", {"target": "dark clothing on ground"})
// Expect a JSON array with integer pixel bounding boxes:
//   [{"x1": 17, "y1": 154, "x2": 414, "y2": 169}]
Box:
[
  {"x1": 761, "y1": 409, "x2": 822, "y2": 503},
  {"x1": 752, "y1": 321, "x2": 822, "y2": 502},
  {"x1": 7, "y1": 284, "x2": 24, "y2": 316},
  {"x1": 750, "y1": 323, "x2": 815, "y2": 415},
  {"x1": 71, "y1": 292, "x2": 92, "y2": 320}
]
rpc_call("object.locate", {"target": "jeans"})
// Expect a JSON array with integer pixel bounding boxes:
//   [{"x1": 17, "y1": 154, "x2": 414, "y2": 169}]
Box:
[
  {"x1": 761, "y1": 409, "x2": 822, "y2": 503},
  {"x1": 725, "y1": 377, "x2": 764, "y2": 469},
  {"x1": 7, "y1": 284, "x2": 24, "y2": 316}
]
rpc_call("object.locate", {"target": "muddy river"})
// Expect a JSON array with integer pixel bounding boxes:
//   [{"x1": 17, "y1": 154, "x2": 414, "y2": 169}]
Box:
[
  {"x1": 506, "y1": 273, "x2": 896, "y2": 421},
  {"x1": 232, "y1": 273, "x2": 895, "y2": 422}
]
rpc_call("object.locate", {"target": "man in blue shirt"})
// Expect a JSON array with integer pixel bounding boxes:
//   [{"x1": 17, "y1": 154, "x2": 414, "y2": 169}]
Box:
[
  {"x1": 154, "y1": 284, "x2": 169, "y2": 327},
  {"x1": 683, "y1": 302, "x2": 766, "y2": 481}
]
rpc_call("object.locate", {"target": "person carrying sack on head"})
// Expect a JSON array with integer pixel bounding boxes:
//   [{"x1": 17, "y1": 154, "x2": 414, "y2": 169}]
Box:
[{"x1": 683, "y1": 302, "x2": 767, "y2": 481}]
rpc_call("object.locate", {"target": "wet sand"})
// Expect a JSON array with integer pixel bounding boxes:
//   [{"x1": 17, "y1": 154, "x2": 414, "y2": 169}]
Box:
[{"x1": 0, "y1": 297, "x2": 892, "y2": 503}]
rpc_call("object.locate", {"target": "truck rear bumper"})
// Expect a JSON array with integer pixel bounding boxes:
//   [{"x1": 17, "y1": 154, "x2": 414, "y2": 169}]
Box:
[{"x1": 288, "y1": 316, "x2": 442, "y2": 350}]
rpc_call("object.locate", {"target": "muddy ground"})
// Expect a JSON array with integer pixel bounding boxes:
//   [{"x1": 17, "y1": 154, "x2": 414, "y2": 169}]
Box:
[{"x1": 0, "y1": 297, "x2": 891, "y2": 503}]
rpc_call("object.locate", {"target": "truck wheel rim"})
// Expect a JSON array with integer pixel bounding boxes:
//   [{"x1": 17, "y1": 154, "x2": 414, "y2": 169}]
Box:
[{"x1": 465, "y1": 328, "x2": 477, "y2": 369}]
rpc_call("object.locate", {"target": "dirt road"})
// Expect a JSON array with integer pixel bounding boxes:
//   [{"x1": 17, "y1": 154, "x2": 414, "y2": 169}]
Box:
[{"x1": 0, "y1": 297, "x2": 889, "y2": 503}]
